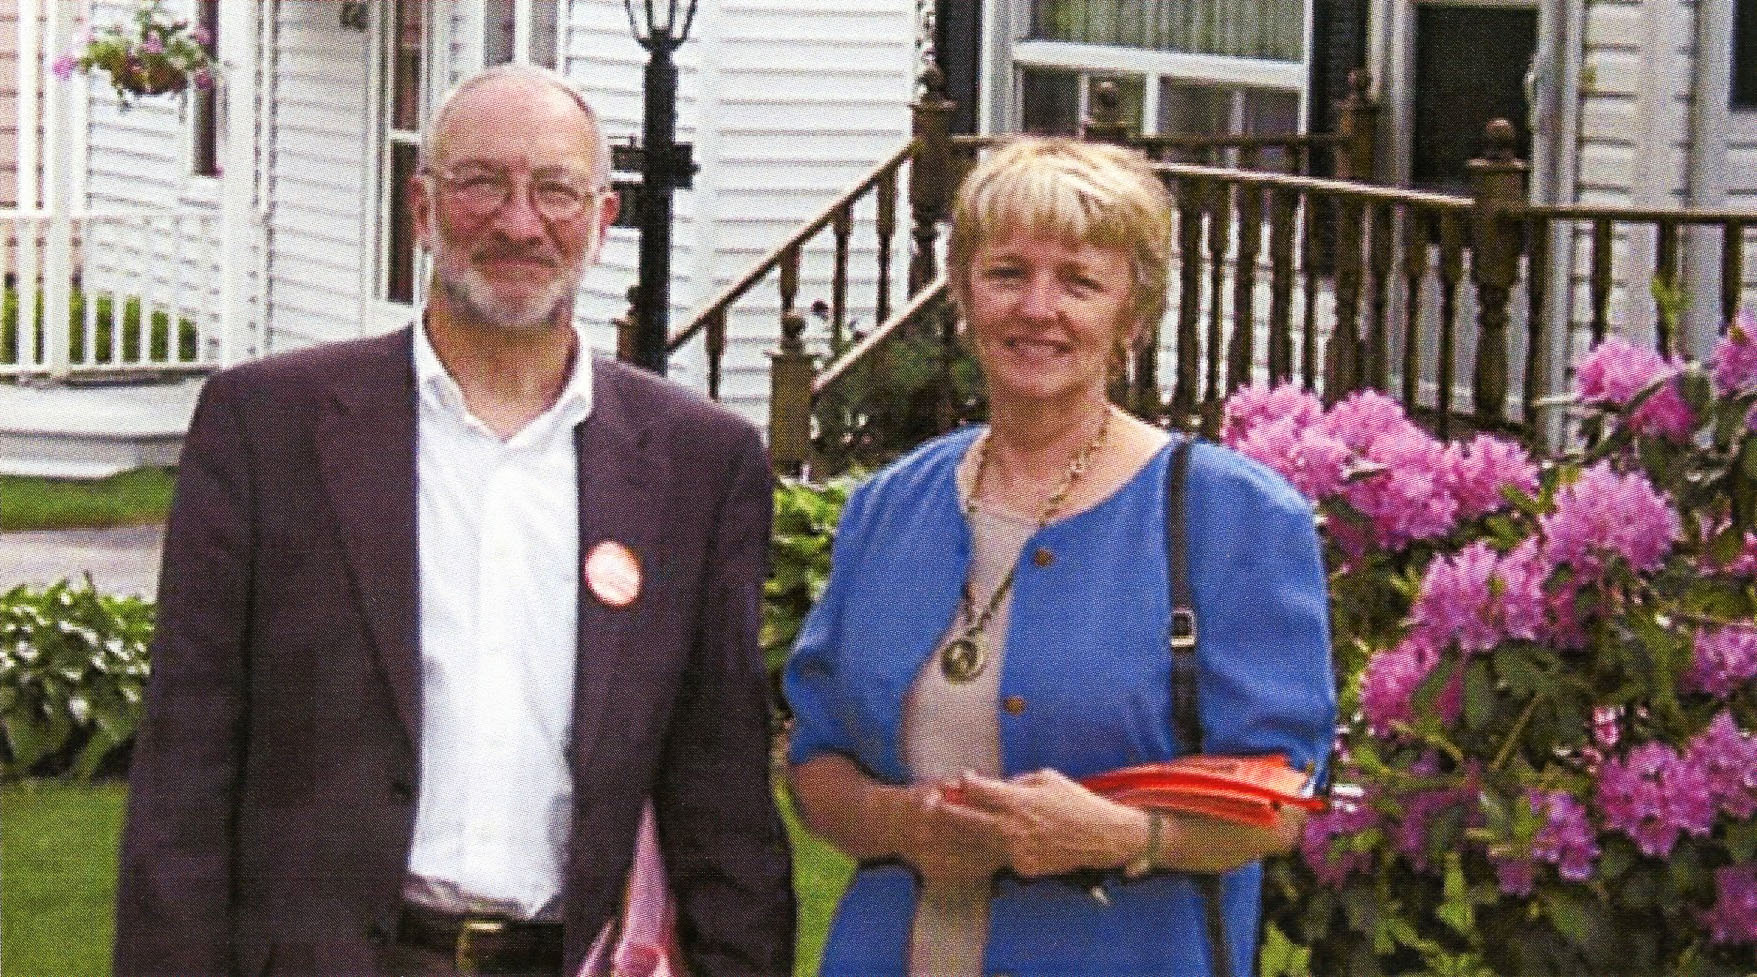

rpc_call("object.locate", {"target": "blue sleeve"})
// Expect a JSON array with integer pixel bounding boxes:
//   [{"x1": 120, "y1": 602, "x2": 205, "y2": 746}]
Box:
[
  {"x1": 782, "y1": 483, "x2": 869, "y2": 768},
  {"x1": 1192, "y1": 448, "x2": 1337, "y2": 787}
]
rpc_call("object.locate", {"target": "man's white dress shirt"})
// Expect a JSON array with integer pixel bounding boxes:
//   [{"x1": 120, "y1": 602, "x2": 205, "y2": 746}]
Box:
[{"x1": 403, "y1": 322, "x2": 593, "y2": 920}]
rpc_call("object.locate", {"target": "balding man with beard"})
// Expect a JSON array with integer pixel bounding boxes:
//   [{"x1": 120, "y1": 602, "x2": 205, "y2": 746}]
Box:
[{"x1": 113, "y1": 65, "x2": 795, "y2": 977}]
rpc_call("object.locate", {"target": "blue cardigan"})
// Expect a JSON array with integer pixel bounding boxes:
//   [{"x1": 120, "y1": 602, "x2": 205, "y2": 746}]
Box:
[{"x1": 785, "y1": 426, "x2": 1336, "y2": 977}]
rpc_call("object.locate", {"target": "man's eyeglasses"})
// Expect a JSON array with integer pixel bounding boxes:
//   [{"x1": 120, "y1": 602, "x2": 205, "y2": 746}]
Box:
[{"x1": 423, "y1": 164, "x2": 604, "y2": 223}]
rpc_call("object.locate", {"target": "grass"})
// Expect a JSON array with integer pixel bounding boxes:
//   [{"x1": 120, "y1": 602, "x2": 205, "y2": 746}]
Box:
[
  {"x1": 0, "y1": 780, "x2": 853, "y2": 977},
  {"x1": 0, "y1": 781, "x2": 127, "y2": 977},
  {"x1": 781, "y1": 780, "x2": 856, "y2": 976},
  {"x1": 0, "y1": 468, "x2": 176, "y2": 531}
]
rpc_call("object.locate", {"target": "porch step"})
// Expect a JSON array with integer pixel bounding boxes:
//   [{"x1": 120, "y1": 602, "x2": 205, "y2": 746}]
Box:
[{"x1": 0, "y1": 377, "x2": 206, "y2": 480}]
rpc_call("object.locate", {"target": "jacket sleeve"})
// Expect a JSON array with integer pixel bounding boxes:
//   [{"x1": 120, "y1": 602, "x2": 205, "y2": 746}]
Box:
[
  {"x1": 1193, "y1": 449, "x2": 1338, "y2": 785},
  {"x1": 780, "y1": 481, "x2": 867, "y2": 770},
  {"x1": 653, "y1": 424, "x2": 796, "y2": 977},
  {"x1": 113, "y1": 373, "x2": 255, "y2": 977}
]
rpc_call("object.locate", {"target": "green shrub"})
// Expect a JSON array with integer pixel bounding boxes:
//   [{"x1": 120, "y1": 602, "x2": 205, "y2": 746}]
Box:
[
  {"x1": 1, "y1": 287, "x2": 199, "y2": 366},
  {"x1": 763, "y1": 477, "x2": 857, "y2": 721},
  {"x1": 0, "y1": 580, "x2": 153, "y2": 781}
]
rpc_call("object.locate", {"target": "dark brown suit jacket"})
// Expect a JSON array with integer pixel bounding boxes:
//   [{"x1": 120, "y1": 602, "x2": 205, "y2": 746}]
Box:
[{"x1": 113, "y1": 328, "x2": 795, "y2": 977}]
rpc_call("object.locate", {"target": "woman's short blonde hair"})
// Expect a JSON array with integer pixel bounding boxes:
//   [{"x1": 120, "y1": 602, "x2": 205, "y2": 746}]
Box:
[{"x1": 947, "y1": 137, "x2": 1174, "y2": 337}]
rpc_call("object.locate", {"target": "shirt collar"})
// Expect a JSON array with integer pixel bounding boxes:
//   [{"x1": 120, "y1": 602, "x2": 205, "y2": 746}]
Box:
[{"x1": 412, "y1": 314, "x2": 595, "y2": 429}]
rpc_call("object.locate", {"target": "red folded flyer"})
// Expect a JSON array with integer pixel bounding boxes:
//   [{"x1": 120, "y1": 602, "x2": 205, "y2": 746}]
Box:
[{"x1": 941, "y1": 754, "x2": 1325, "y2": 829}]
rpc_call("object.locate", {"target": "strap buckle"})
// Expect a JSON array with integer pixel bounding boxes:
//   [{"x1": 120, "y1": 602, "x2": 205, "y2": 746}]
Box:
[
  {"x1": 455, "y1": 918, "x2": 507, "y2": 974},
  {"x1": 1169, "y1": 607, "x2": 1198, "y2": 650}
]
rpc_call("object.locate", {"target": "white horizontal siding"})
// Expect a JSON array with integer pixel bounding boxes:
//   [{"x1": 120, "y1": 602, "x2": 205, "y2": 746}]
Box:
[{"x1": 264, "y1": 0, "x2": 373, "y2": 353}]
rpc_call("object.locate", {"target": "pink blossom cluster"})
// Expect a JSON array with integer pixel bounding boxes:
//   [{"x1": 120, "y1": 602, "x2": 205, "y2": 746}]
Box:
[
  {"x1": 1711, "y1": 312, "x2": 1757, "y2": 397},
  {"x1": 1528, "y1": 789, "x2": 1601, "y2": 883},
  {"x1": 1684, "y1": 625, "x2": 1757, "y2": 699},
  {"x1": 1595, "y1": 742, "x2": 1716, "y2": 858},
  {"x1": 1539, "y1": 462, "x2": 1680, "y2": 580},
  {"x1": 1223, "y1": 385, "x2": 1538, "y2": 557},
  {"x1": 1701, "y1": 864, "x2": 1757, "y2": 945},
  {"x1": 1408, "y1": 541, "x2": 1552, "y2": 654},
  {"x1": 1300, "y1": 794, "x2": 1381, "y2": 888},
  {"x1": 1574, "y1": 338, "x2": 1696, "y2": 441},
  {"x1": 1359, "y1": 636, "x2": 1460, "y2": 737},
  {"x1": 1688, "y1": 711, "x2": 1757, "y2": 820}
]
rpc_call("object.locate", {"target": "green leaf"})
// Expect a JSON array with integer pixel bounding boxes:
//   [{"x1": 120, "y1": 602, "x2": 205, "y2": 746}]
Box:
[
  {"x1": 1725, "y1": 816, "x2": 1757, "y2": 861},
  {"x1": 1259, "y1": 923, "x2": 1313, "y2": 977},
  {"x1": 1463, "y1": 658, "x2": 1495, "y2": 732},
  {"x1": 1436, "y1": 852, "x2": 1476, "y2": 937}
]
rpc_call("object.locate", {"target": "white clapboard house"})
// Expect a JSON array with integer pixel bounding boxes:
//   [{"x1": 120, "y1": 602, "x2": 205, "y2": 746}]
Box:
[{"x1": 6, "y1": 0, "x2": 1757, "y2": 474}]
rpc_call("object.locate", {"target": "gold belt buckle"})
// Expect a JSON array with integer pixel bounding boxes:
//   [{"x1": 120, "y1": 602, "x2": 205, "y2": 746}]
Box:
[{"x1": 454, "y1": 917, "x2": 507, "y2": 975}]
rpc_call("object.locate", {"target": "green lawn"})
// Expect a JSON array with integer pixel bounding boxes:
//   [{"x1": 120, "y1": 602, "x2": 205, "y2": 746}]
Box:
[
  {"x1": 0, "y1": 781, "x2": 852, "y2": 977},
  {"x1": 0, "y1": 468, "x2": 176, "y2": 532},
  {"x1": 1, "y1": 781, "x2": 127, "y2": 977}
]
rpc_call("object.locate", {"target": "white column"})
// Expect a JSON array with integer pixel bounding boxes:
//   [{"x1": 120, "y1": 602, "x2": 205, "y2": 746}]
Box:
[
  {"x1": 218, "y1": 0, "x2": 260, "y2": 366},
  {"x1": 41, "y1": 0, "x2": 75, "y2": 378}
]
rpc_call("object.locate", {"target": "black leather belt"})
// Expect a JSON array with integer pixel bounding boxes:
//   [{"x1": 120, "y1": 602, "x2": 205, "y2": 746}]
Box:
[{"x1": 396, "y1": 902, "x2": 563, "y2": 975}]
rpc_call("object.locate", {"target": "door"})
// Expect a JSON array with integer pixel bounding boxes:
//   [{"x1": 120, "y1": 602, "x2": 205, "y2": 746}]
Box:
[{"x1": 1411, "y1": 4, "x2": 1536, "y2": 191}]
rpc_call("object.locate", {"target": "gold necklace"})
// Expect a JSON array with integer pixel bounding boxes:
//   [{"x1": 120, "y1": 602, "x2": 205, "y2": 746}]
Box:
[{"x1": 940, "y1": 405, "x2": 1114, "y2": 684}]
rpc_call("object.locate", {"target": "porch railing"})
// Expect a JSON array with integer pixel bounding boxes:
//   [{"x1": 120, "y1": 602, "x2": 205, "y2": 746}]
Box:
[
  {"x1": 2, "y1": 208, "x2": 223, "y2": 379},
  {"x1": 666, "y1": 65, "x2": 1380, "y2": 473}
]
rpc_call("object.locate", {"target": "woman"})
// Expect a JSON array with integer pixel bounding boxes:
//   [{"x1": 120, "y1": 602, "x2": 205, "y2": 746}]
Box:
[{"x1": 784, "y1": 138, "x2": 1336, "y2": 977}]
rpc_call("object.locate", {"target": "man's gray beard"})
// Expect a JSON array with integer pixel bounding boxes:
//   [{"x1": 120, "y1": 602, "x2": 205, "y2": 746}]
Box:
[{"x1": 438, "y1": 263, "x2": 582, "y2": 332}]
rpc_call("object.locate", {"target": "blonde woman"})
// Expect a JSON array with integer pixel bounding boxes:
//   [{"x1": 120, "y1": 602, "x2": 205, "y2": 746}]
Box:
[{"x1": 785, "y1": 139, "x2": 1336, "y2": 977}]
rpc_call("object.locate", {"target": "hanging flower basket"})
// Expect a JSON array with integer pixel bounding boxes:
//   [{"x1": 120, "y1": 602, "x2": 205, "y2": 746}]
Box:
[{"x1": 54, "y1": 0, "x2": 216, "y2": 108}]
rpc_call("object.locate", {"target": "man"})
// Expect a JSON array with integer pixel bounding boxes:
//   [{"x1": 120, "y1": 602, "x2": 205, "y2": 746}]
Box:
[{"x1": 114, "y1": 65, "x2": 795, "y2": 977}]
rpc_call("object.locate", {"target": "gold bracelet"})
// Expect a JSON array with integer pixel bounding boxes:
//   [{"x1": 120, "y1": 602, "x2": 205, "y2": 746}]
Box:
[{"x1": 1122, "y1": 809, "x2": 1165, "y2": 879}]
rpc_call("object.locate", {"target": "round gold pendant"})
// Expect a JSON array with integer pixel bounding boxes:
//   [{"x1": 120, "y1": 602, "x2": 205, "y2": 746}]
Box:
[{"x1": 940, "y1": 635, "x2": 987, "y2": 683}]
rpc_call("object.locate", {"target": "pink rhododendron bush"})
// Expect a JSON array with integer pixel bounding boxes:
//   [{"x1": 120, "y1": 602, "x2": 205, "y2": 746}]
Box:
[{"x1": 1235, "y1": 319, "x2": 1757, "y2": 977}]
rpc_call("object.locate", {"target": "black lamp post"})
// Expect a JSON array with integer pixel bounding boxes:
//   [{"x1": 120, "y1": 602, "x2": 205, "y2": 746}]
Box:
[{"x1": 620, "y1": 0, "x2": 700, "y2": 376}]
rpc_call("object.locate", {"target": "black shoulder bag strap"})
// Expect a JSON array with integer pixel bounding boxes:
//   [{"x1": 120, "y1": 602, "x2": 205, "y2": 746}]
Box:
[{"x1": 1165, "y1": 437, "x2": 1235, "y2": 977}]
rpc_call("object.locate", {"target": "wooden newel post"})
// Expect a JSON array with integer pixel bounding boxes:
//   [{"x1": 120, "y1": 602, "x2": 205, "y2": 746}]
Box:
[
  {"x1": 1467, "y1": 119, "x2": 1528, "y2": 431},
  {"x1": 1336, "y1": 70, "x2": 1378, "y2": 184},
  {"x1": 768, "y1": 310, "x2": 814, "y2": 477},
  {"x1": 1082, "y1": 80, "x2": 1130, "y2": 144},
  {"x1": 908, "y1": 65, "x2": 956, "y2": 304},
  {"x1": 615, "y1": 285, "x2": 640, "y2": 363}
]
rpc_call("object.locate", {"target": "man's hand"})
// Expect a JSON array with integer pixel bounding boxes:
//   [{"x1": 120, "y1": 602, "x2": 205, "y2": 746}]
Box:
[{"x1": 953, "y1": 769, "x2": 1151, "y2": 878}]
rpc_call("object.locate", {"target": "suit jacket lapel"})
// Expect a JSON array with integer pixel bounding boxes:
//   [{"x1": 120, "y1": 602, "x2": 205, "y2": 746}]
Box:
[
  {"x1": 315, "y1": 328, "x2": 421, "y2": 749},
  {"x1": 571, "y1": 360, "x2": 670, "y2": 777}
]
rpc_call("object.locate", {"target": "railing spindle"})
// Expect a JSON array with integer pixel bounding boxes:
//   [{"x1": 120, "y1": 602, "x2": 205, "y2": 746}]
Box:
[
  {"x1": 1722, "y1": 220, "x2": 1744, "y2": 332},
  {"x1": 1267, "y1": 186, "x2": 1296, "y2": 383},
  {"x1": 1229, "y1": 182, "x2": 1263, "y2": 392},
  {"x1": 1174, "y1": 178, "x2": 1204, "y2": 424},
  {"x1": 1590, "y1": 218, "x2": 1613, "y2": 345},
  {"x1": 1300, "y1": 192, "x2": 1320, "y2": 391},
  {"x1": 877, "y1": 166, "x2": 898, "y2": 328},
  {"x1": 706, "y1": 307, "x2": 726, "y2": 401},
  {"x1": 831, "y1": 202, "x2": 852, "y2": 351},
  {"x1": 1654, "y1": 217, "x2": 1680, "y2": 356},
  {"x1": 1524, "y1": 218, "x2": 1550, "y2": 434},
  {"x1": 1204, "y1": 179, "x2": 1231, "y2": 421},
  {"x1": 1437, "y1": 212, "x2": 1464, "y2": 441},
  {"x1": 1365, "y1": 202, "x2": 1394, "y2": 390},
  {"x1": 1401, "y1": 206, "x2": 1430, "y2": 411},
  {"x1": 1327, "y1": 194, "x2": 1365, "y2": 399}
]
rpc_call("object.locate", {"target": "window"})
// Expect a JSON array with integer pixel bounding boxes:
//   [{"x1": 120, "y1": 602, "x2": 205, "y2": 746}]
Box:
[
  {"x1": 485, "y1": 0, "x2": 559, "y2": 69},
  {"x1": 381, "y1": 0, "x2": 426, "y2": 305},
  {"x1": 190, "y1": 0, "x2": 220, "y2": 177},
  {"x1": 1020, "y1": 68, "x2": 1143, "y2": 135},
  {"x1": 1013, "y1": 0, "x2": 1306, "y2": 144},
  {"x1": 1736, "y1": 0, "x2": 1757, "y2": 109},
  {"x1": 1032, "y1": 0, "x2": 1305, "y2": 62}
]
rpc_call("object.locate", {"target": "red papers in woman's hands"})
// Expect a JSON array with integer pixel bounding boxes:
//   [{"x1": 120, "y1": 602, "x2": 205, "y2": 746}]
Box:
[{"x1": 1077, "y1": 754, "x2": 1325, "y2": 828}]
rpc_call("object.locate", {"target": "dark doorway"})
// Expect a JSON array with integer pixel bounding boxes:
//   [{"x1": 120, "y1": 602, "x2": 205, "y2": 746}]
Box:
[
  {"x1": 1308, "y1": 0, "x2": 1370, "y2": 178},
  {"x1": 936, "y1": 1, "x2": 982, "y2": 134},
  {"x1": 1412, "y1": 5, "x2": 1537, "y2": 190}
]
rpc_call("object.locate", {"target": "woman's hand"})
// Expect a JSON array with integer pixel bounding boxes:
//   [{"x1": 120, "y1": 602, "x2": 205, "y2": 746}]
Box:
[
  {"x1": 890, "y1": 781, "x2": 1009, "y2": 884},
  {"x1": 790, "y1": 755, "x2": 1007, "y2": 885},
  {"x1": 953, "y1": 769, "x2": 1150, "y2": 878}
]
